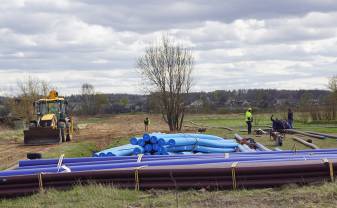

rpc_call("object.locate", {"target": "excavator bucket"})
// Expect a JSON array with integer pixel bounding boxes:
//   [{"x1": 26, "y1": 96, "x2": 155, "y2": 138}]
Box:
[{"x1": 24, "y1": 127, "x2": 62, "y2": 145}]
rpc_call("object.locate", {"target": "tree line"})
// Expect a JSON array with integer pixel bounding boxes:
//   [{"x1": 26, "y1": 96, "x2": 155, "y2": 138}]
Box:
[{"x1": 1, "y1": 84, "x2": 335, "y2": 118}]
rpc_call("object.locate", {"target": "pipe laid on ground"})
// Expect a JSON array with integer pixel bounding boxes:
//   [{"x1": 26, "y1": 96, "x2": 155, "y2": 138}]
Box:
[
  {"x1": 26, "y1": 152, "x2": 337, "y2": 169},
  {"x1": 189, "y1": 121, "x2": 233, "y2": 131},
  {"x1": 237, "y1": 144, "x2": 248, "y2": 152},
  {"x1": 305, "y1": 131, "x2": 337, "y2": 139},
  {"x1": 286, "y1": 129, "x2": 326, "y2": 139},
  {"x1": 242, "y1": 144, "x2": 255, "y2": 152},
  {"x1": 234, "y1": 133, "x2": 244, "y2": 142},
  {"x1": 9, "y1": 152, "x2": 337, "y2": 177},
  {"x1": 19, "y1": 148, "x2": 337, "y2": 168},
  {"x1": 292, "y1": 136, "x2": 320, "y2": 149},
  {"x1": 255, "y1": 143, "x2": 272, "y2": 151},
  {"x1": 235, "y1": 133, "x2": 259, "y2": 151}
]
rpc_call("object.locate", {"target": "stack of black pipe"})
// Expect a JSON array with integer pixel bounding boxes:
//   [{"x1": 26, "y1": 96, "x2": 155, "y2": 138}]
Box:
[{"x1": 1, "y1": 159, "x2": 335, "y2": 198}]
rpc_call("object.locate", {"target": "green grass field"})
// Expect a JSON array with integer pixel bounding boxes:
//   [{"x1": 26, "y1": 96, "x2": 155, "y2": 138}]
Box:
[
  {"x1": 186, "y1": 113, "x2": 337, "y2": 150},
  {"x1": 1, "y1": 113, "x2": 337, "y2": 207}
]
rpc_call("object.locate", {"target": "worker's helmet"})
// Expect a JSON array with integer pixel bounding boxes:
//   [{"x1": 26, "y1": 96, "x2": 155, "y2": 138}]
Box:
[
  {"x1": 248, "y1": 107, "x2": 252, "y2": 111},
  {"x1": 48, "y1": 90, "x2": 58, "y2": 99}
]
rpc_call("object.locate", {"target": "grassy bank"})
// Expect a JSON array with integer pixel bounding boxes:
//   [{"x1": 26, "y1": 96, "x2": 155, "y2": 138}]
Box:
[{"x1": 2, "y1": 181, "x2": 337, "y2": 208}]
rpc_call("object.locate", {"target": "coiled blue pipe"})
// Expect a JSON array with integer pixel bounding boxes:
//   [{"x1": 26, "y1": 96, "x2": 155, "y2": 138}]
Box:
[
  {"x1": 133, "y1": 146, "x2": 144, "y2": 155},
  {"x1": 164, "y1": 137, "x2": 237, "y2": 147},
  {"x1": 151, "y1": 133, "x2": 224, "y2": 141},
  {"x1": 130, "y1": 137, "x2": 141, "y2": 145},
  {"x1": 166, "y1": 145, "x2": 235, "y2": 153},
  {"x1": 150, "y1": 136, "x2": 157, "y2": 144},
  {"x1": 137, "y1": 139, "x2": 145, "y2": 146},
  {"x1": 94, "y1": 144, "x2": 142, "y2": 157}
]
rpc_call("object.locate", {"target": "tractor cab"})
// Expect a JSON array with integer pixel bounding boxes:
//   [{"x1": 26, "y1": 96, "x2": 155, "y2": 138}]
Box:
[{"x1": 34, "y1": 98, "x2": 68, "y2": 125}]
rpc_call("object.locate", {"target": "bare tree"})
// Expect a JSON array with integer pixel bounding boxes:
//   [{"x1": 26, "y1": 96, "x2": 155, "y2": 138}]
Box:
[
  {"x1": 80, "y1": 83, "x2": 108, "y2": 115},
  {"x1": 328, "y1": 75, "x2": 337, "y2": 120},
  {"x1": 137, "y1": 36, "x2": 194, "y2": 131},
  {"x1": 328, "y1": 75, "x2": 337, "y2": 93},
  {"x1": 81, "y1": 83, "x2": 96, "y2": 115},
  {"x1": 10, "y1": 76, "x2": 52, "y2": 121}
]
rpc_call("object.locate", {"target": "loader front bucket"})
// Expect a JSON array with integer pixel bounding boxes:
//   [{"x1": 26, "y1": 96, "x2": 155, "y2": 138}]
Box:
[{"x1": 24, "y1": 127, "x2": 62, "y2": 145}]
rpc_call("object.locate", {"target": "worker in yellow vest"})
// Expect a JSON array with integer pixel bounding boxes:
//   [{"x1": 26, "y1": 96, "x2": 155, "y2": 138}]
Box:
[{"x1": 245, "y1": 108, "x2": 253, "y2": 134}]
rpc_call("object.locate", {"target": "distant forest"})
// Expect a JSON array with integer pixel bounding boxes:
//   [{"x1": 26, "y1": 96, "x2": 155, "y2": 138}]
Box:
[
  {"x1": 0, "y1": 89, "x2": 332, "y2": 117},
  {"x1": 66, "y1": 89, "x2": 330, "y2": 114}
]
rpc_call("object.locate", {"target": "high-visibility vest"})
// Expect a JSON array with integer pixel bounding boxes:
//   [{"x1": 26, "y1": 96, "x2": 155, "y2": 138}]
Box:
[{"x1": 245, "y1": 111, "x2": 252, "y2": 122}]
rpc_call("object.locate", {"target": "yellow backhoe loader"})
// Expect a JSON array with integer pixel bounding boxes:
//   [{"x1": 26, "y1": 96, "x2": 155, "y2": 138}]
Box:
[{"x1": 23, "y1": 90, "x2": 73, "y2": 145}]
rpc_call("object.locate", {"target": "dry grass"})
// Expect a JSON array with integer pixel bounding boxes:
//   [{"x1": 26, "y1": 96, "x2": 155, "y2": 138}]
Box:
[{"x1": 2, "y1": 182, "x2": 337, "y2": 208}]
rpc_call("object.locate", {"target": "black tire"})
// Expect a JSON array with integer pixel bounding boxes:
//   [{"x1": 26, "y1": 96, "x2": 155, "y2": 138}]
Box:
[{"x1": 27, "y1": 153, "x2": 42, "y2": 160}]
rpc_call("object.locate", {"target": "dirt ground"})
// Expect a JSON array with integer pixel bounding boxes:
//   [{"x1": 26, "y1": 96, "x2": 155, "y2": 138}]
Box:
[
  {"x1": 0, "y1": 114, "x2": 168, "y2": 170},
  {"x1": 77, "y1": 114, "x2": 169, "y2": 149},
  {"x1": 0, "y1": 141, "x2": 56, "y2": 170}
]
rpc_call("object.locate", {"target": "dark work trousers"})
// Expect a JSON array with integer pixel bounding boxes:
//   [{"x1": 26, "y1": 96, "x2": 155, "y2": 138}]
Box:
[
  {"x1": 288, "y1": 119, "x2": 293, "y2": 129},
  {"x1": 246, "y1": 121, "x2": 252, "y2": 134}
]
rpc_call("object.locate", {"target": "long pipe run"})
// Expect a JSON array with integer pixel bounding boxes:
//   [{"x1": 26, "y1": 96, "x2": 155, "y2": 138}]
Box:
[
  {"x1": 292, "y1": 136, "x2": 320, "y2": 149},
  {"x1": 286, "y1": 129, "x2": 326, "y2": 139},
  {"x1": 305, "y1": 131, "x2": 337, "y2": 139}
]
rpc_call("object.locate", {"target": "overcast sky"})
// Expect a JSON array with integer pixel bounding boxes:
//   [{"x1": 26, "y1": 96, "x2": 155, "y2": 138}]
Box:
[{"x1": 0, "y1": 0, "x2": 337, "y2": 95}]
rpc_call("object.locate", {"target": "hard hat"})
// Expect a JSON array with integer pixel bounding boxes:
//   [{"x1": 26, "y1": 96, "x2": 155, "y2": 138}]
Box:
[
  {"x1": 248, "y1": 108, "x2": 252, "y2": 111},
  {"x1": 48, "y1": 90, "x2": 58, "y2": 99}
]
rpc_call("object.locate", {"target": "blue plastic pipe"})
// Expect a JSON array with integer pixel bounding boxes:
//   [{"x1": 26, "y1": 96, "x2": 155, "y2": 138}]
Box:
[
  {"x1": 6, "y1": 154, "x2": 337, "y2": 177},
  {"x1": 19, "y1": 148, "x2": 337, "y2": 167}
]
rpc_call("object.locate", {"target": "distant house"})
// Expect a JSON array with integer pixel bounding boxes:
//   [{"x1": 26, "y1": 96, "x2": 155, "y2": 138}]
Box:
[
  {"x1": 309, "y1": 99, "x2": 320, "y2": 105},
  {"x1": 188, "y1": 99, "x2": 203, "y2": 108},
  {"x1": 226, "y1": 99, "x2": 250, "y2": 107},
  {"x1": 242, "y1": 100, "x2": 250, "y2": 107},
  {"x1": 275, "y1": 99, "x2": 288, "y2": 106}
]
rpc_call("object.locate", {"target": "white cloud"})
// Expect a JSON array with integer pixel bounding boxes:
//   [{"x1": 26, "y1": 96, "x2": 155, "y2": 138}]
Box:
[{"x1": 0, "y1": 1, "x2": 336, "y2": 95}]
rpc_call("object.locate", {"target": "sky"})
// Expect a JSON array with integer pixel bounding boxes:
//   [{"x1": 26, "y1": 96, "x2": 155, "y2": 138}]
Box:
[{"x1": 0, "y1": 0, "x2": 337, "y2": 95}]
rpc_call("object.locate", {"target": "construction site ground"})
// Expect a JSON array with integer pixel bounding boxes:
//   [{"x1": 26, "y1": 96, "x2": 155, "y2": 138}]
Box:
[
  {"x1": 1, "y1": 113, "x2": 337, "y2": 170},
  {"x1": 1, "y1": 113, "x2": 337, "y2": 207},
  {"x1": 0, "y1": 114, "x2": 168, "y2": 170}
]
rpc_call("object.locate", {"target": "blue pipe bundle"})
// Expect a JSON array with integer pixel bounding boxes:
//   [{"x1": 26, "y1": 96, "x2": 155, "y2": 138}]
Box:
[
  {"x1": 96, "y1": 133, "x2": 239, "y2": 156},
  {"x1": 93, "y1": 144, "x2": 143, "y2": 157}
]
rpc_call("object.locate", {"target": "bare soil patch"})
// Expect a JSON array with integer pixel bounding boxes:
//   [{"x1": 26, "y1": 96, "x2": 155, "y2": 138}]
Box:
[{"x1": 0, "y1": 114, "x2": 169, "y2": 169}]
